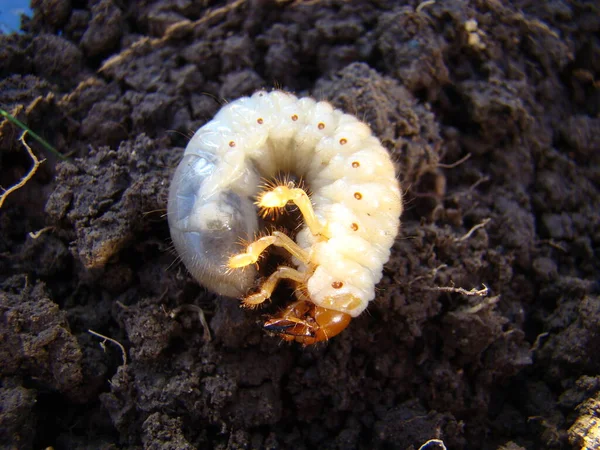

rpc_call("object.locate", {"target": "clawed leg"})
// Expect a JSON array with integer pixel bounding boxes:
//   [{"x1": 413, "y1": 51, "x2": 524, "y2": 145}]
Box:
[
  {"x1": 227, "y1": 182, "x2": 341, "y2": 338},
  {"x1": 258, "y1": 184, "x2": 329, "y2": 238},
  {"x1": 263, "y1": 300, "x2": 352, "y2": 345},
  {"x1": 242, "y1": 266, "x2": 307, "y2": 308},
  {"x1": 228, "y1": 231, "x2": 311, "y2": 307},
  {"x1": 228, "y1": 231, "x2": 310, "y2": 269}
]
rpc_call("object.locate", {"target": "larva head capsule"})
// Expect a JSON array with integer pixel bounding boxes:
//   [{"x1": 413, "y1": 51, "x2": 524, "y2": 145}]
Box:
[{"x1": 263, "y1": 300, "x2": 352, "y2": 345}]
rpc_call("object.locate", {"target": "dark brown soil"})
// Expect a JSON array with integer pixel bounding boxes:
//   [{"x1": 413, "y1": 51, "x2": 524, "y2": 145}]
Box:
[{"x1": 1, "y1": 1, "x2": 599, "y2": 449}]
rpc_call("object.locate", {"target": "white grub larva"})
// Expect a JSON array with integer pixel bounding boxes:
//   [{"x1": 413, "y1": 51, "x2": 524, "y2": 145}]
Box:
[{"x1": 168, "y1": 90, "x2": 402, "y2": 344}]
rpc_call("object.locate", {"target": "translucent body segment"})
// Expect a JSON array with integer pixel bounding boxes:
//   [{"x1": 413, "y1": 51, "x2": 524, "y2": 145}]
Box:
[
  {"x1": 186, "y1": 128, "x2": 228, "y2": 155},
  {"x1": 216, "y1": 99, "x2": 261, "y2": 129},
  {"x1": 198, "y1": 149, "x2": 247, "y2": 198},
  {"x1": 168, "y1": 153, "x2": 258, "y2": 297}
]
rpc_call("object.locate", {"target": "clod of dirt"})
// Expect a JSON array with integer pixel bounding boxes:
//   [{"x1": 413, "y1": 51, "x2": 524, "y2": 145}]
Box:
[
  {"x1": 0, "y1": 279, "x2": 84, "y2": 399},
  {"x1": 317, "y1": 62, "x2": 443, "y2": 188},
  {"x1": 0, "y1": 380, "x2": 37, "y2": 449},
  {"x1": 45, "y1": 134, "x2": 174, "y2": 269},
  {"x1": 80, "y1": 0, "x2": 124, "y2": 57}
]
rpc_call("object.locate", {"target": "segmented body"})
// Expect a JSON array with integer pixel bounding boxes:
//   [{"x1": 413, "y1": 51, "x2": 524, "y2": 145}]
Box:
[{"x1": 168, "y1": 90, "x2": 402, "y2": 339}]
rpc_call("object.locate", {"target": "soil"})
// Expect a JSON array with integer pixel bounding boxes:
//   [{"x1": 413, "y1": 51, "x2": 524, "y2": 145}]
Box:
[{"x1": 1, "y1": 1, "x2": 599, "y2": 449}]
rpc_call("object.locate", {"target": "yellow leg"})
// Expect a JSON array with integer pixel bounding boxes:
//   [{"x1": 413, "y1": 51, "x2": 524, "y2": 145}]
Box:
[
  {"x1": 243, "y1": 266, "x2": 307, "y2": 307},
  {"x1": 228, "y1": 231, "x2": 310, "y2": 269},
  {"x1": 258, "y1": 184, "x2": 329, "y2": 238}
]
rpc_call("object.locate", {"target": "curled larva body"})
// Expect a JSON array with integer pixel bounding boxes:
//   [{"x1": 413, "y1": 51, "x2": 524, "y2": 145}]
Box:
[
  {"x1": 168, "y1": 90, "x2": 402, "y2": 344},
  {"x1": 167, "y1": 152, "x2": 259, "y2": 297}
]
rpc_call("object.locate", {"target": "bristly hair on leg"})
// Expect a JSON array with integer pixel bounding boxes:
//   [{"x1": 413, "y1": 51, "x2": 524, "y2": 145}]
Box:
[{"x1": 256, "y1": 174, "x2": 311, "y2": 220}]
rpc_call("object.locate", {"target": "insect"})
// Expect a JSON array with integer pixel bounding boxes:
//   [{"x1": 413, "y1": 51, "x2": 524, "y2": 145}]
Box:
[{"x1": 168, "y1": 90, "x2": 402, "y2": 344}]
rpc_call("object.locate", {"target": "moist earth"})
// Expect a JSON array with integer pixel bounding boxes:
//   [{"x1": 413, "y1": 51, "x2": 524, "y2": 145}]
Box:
[{"x1": 1, "y1": 1, "x2": 599, "y2": 449}]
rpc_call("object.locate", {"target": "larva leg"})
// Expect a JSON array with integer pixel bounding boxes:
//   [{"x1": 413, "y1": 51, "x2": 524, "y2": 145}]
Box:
[
  {"x1": 243, "y1": 266, "x2": 307, "y2": 308},
  {"x1": 258, "y1": 185, "x2": 328, "y2": 238},
  {"x1": 228, "y1": 230, "x2": 311, "y2": 268},
  {"x1": 263, "y1": 300, "x2": 352, "y2": 345}
]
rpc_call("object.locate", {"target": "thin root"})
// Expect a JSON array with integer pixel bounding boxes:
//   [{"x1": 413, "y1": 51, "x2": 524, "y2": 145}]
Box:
[
  {"x1": 460, "y1": 294, "x2": 500, "y2": 314},
  {"x1": 88, "y1": 329, "x2": 128, "y2": 366},
  {"x1": 0, "y1": 108, "x2": 66, "y2": 160},
  {"x1": 0, "y1": 131, "x2": 46, "y2": 209},
  {"x1": 538, "y1": 239, "x2": 567, "y2": 252},
  {"x1": 468, "y1": 175, "x2": 490, "y2": 192},
  {"x1": 429, "y1": 282, "x2": 489, "y2": 297},
  {"x1": 416, "y1": 0, "x2": 436, "y2": 14},
  {"x1": 417, "y1": 439, "x2": 447, "y2": 450},
  {"x1": 28, "y1": 226, "x2": 54, "y2": 239},
  {"x1": 531, "y1": 332, "x2": 550, "y2": 352},
  {"x1": 449, "y1": 175, "x2": 490, "y2": 200},
  {"x1": 408, "y1": 264, "x2": 448, "y2": 286},
  {"x1": 100, "y1": 0, "x2": 247, "y2": 72},
  {"x1": 455, "y1": 218, "x2": 491, "y2": 242},
  {"x1": 438, "y1": 152, "x2": 471, "y2": 169},
  {"x1": 170, "y1": 304, "x2": 212, "y2": 342}
]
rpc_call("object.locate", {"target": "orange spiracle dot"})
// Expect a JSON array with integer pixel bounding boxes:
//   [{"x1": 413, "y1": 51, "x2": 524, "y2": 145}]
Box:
[
  {"x1": 318, "y1": 122, "x2": 325, "y2": 130},
  {"x1": 354, "y1": 192, "x2": 362, "y2": 200},
  {"x1": 291, "y1": 114, "x2": 299, "y2": 121},
  {"x1": 229, "y1": 141, "x2": 236, "y2": 147},
  {"x1": 351, "y1": 161, "x2": 360, "y2": 168},
  {"x1": 350, "y1": 223, "x2": 359, "y2": 231},
  {"x1": 339, "y1": 138, "x2": 347, "y2": 145},
  {"x1": 331, "y1": 281, "x2": 344, "y2": 289},
  {"x1": 257, "y1": 118, "x2": 264, "y2": 124}
]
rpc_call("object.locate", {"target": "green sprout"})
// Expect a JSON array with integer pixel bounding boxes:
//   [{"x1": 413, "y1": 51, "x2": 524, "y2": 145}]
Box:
[{"x1": 0, "y1": 107, "x2": 68, "y2": 161}]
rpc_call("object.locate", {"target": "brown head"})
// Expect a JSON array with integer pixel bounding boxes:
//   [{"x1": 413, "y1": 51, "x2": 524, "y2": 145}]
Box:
[{"x1": 263, "y1": 299, "x2": 352, "y2": 345}]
